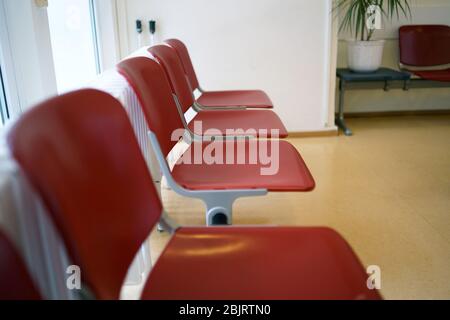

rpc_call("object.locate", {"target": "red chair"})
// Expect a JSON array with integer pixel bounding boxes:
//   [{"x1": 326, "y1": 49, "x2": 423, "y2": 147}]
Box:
[
  {"x1": 165, "y1": 38, "x2": 274, "y2": 109},
  {"x1": 399, "y1": 25, "x2": 450, "y2": 82},
  {"x1": 7, "y1": 89, "x2": 382, "y2": 300},
  {"x1": 0, "y1": 230, "x2": 41, "y2": 300},
  {"x1": 148, "y1": 45, "x2": 288, "y2": 139},
  {"x1": 118, "y1": 57, "x2": 314, "y2": 225}
]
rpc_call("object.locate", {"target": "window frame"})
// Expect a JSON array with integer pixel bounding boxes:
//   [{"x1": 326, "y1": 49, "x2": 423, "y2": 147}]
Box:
[
  {"x1": 0, "y1": 65, "x2": 9, "y2": 124},
  {"x1": 0, "y1": 0, "x2": 123, "y2": 125},
  {"x1": 0, "y1": 0, "x2": 21, "y2": 123},
  {"x1": 92, "y1": 0, "x2": 123, "y2": 70},
  {"x1": 89, "y1": 0, "x2": 102, "y2": 74}
]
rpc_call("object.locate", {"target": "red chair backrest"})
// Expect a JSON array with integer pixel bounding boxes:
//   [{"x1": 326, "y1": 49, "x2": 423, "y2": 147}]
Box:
[
  {"x1": 149, "y1": 45, "x2": 195, "y2": 114},
  {"x1": 0, "y1": 230, "x2": 41, "y2": 300},
  {"x1": 165, "y1": 39, "x2": 201, "y2": 91},
  {"x1": 117, "y1": 57, "x2": 185, "y2": 157},
  {"x1": 7, "y1": 89, "x2": 162, "y2": 300},
  {"x1": 399, "y1": 25, "x2": 450, "y2": 67}
]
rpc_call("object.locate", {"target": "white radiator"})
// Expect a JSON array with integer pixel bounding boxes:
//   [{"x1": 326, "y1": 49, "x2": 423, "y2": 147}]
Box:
[{"x1": 0, "y1": 138, "x2": 76, "y2": 300}]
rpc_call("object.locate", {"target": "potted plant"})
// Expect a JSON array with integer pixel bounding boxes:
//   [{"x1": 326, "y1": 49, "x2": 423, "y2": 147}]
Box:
[{"x1": 334, "y1": 0, "x2": 411, "y2": 73}]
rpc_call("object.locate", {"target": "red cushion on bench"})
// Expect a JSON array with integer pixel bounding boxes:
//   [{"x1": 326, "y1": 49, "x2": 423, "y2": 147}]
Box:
[{"x1": 413, "y1": 69, "x2": 450, "y2": 82}]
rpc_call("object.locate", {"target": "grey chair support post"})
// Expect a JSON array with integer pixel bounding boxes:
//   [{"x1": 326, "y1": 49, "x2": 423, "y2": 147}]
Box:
[{"x1": 148, "y1": 131, "x2": 268, "y2": 226}]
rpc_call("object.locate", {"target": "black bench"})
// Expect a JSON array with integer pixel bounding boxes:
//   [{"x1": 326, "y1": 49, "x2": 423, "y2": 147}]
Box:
[{"x1": 336, "y1": 68, "x2": 411, "y2": 136}]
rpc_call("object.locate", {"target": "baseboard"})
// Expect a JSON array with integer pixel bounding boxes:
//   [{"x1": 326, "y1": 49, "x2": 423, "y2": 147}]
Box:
[
  {"x1": 288, "y1": 129, "x2": 338, "y2": 138},
  {"x1": 345, "y1": 109, "x2": 450, "y2": 118}
]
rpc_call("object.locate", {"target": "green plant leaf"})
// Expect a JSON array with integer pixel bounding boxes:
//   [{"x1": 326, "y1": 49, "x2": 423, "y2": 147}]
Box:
[{"x1": 333, "y1": 0, "x2": 411, "y2": 41}]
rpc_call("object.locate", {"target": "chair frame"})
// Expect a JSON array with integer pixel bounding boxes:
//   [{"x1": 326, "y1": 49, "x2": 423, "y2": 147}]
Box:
[
  {"x1": 164, "y1": 39, "x2": 273, "y2": 110},
  {"x1": 148, "y1": 130, "x2": 268, "y2": 226},
  {"x1": 171, "y1": 94, "x2": 255, "y2": 143},
  {"x1": 187, "y1": 76, "x2": 247, "y2": 111},
  {"x1": 162, "y1": 64, "x2": 258, "y2": 139},
  {"x1": 117, "y1": 56, "x2": 297, "y2": 226}
]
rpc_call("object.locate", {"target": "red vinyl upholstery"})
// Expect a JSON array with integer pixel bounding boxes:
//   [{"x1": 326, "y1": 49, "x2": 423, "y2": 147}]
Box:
[
  {"x1": 149, "y1": 45, "x2": 195, "y2": 114},
  {"x1": 165, "y1": 39, "x2": 274, "y2": 109},
  {"x1": 118, "y1": 57, "x2": 185, "y2": 157},
  {"x1": 7, "y1": 91, "x2": 381, "y2": 300},
  {"x1": 149, "y1": 45, "x2": 286, "y2": 137},
  {"x1": 399, "y1": 25, "x2": 450, "y2": 82},
  {"x1": 0, "y1": 231, "x2": 41, "y2": 300},
  {"x1": 412, "y1": 69, "x2": 450, "y2": 82},
  {"x1": 399, "y1": 25, "x2": 450, "y2": 67},
  {"x1": 172, "y1": 140, "x2": 314, "y2": 191},
  {"x1": 142, "y1": 227, "x2": 381, "y2": 300},
  {"x1": 118, "y1": 57, "x2": 310, "y2": 191},
  {"x1": 7, "y1": 90, "x2": 162, "y2": 300}
]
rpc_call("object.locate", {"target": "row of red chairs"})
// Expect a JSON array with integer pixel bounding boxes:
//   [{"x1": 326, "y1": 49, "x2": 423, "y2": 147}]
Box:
[
  {"x1": 118, "y1": 42, "x2": 314, "y2": 226},
  {"x1": 152, "y1": 41, "x2": 288, "y2": 138},
  {"x1": 1, "y1": 39, "x2": 382, "y2": 300},
  {"x1": 166, "y1": 39, "x2": 275, "y2": 110}
]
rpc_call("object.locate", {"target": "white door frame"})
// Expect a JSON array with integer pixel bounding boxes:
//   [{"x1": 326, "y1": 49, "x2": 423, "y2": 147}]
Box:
[{"x1": 93, "y1": 0, "x2": 125, "y2": 70}]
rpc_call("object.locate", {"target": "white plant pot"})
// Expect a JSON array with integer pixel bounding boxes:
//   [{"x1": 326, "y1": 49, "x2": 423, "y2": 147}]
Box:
[{"x1": 347, "y1": 40, "x2": 385, "y2": 73}]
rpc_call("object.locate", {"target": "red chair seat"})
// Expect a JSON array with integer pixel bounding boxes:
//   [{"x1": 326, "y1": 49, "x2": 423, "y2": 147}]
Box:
[
  {"x1": 413, "y1": 69, "x2": 450, "y2": 82},
  {"x1": 141, "y1": 227, "x2": 381, "y2": 300},
  {"x1": 197, "y1": 90, "x2": 274, "y2": 109},
  {"x1": 172, "y1": 140, "x2": 314, "y2": 191},
  {"x1": 189, "y1": 110, "x2": 288, "y2": 138}
]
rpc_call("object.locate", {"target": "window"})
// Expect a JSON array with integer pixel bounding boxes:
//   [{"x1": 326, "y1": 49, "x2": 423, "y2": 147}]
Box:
[
  {"x1": 0, "y1": 65, "x2": 8, "y2": 126},
  {"x1": 47, "y1": 0, "x2": 101, "y2": 93}
]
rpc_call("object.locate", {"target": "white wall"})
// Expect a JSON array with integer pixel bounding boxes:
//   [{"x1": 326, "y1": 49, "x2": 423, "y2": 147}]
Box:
[
  {"x1": 337, "y1": 0, "x2": 450, "y2": 113},
  {"x1": 120, "y1": 0, "x2": 336, "y2": 132}
]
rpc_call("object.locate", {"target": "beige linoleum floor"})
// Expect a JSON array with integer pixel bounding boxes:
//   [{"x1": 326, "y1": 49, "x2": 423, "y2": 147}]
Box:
[{"x1": 149, "y1": 115, "x2": 450, "y2": 300}]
